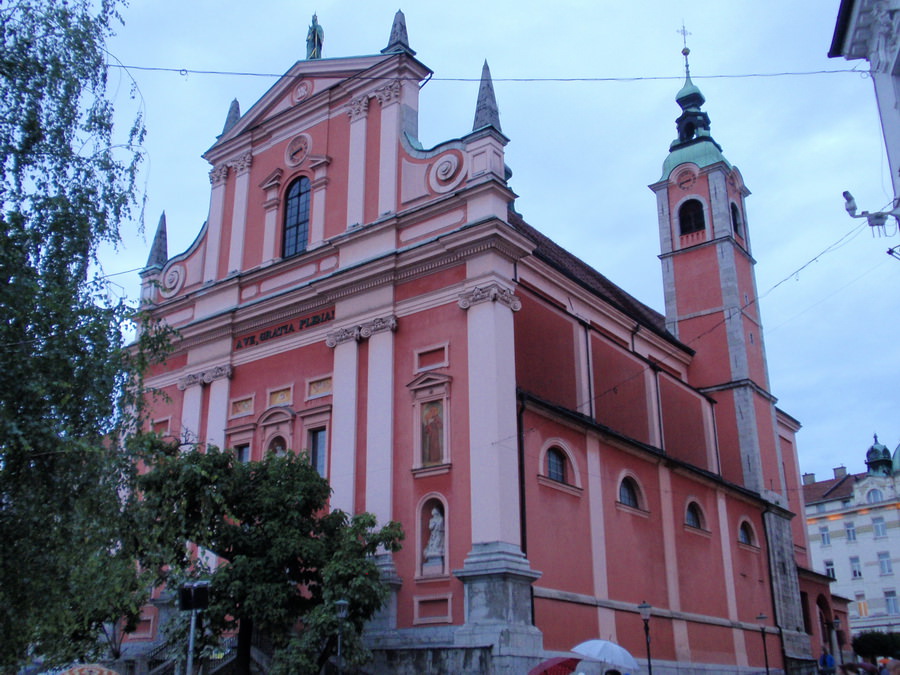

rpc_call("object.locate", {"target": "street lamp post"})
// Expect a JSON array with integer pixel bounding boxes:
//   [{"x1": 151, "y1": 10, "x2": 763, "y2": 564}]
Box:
[
  {"x1": 757, "y1": 613, "x2": 770, "y2": 675},
  {"x1": 179, "y1": 581, "x2": 209, "y2": 675},
  {"x1": 335, "y1": 598, "x2": 349, "y2": 675},
  {"x1": 638, "y1": 601, "x2": 653, "y2": 675},
  {"x1": 833, "y1": 616, "x2": 844, "y2": 666}
]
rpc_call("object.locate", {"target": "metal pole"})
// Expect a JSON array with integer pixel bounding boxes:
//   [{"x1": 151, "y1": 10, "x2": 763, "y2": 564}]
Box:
[
  {"x1": 643, "y1": 618, "x2": 653, "y2": 675},
  {"x1": 337, "y1": 623, "x2": 343, "y2": 675},
  {"x1": 186, "y1": 608, "x2": 197, "y2": 675},
  {"x1": 760, "y1": 625, "x2": 770, "y2": 675}
]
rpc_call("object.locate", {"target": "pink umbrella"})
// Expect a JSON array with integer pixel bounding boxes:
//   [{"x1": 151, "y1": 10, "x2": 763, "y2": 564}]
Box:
[{"x1": 528, "y1": 657, "x2": 583, "y2": 675}]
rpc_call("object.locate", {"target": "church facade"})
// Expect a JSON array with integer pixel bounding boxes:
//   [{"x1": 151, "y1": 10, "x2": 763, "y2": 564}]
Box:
[{"x1": 137, "y1": 13, "x2": 841, "y2": 674}]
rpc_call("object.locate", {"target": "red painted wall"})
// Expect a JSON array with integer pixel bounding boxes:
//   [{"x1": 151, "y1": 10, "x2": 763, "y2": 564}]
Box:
[
  {"x1": 515, "y1": 293, "x2": 577, "y2": 409},
  {"x1": 591, "y1": 335, "x2": 651, "y2": 444}
]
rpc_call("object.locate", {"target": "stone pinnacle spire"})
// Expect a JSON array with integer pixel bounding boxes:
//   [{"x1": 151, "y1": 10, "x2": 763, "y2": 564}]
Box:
[
  {"x1": 146, "y1": 211, "x2": 168, "y2": 269},
  {"x1": 382, "y1": 9, "x2": 415, "y2": 55},
  {"x1": 221, "y1": 98, "x2": 240, "y2": 136},
  {"x1": 472, "y1": 60, "x2": 501, "y2": 133}
]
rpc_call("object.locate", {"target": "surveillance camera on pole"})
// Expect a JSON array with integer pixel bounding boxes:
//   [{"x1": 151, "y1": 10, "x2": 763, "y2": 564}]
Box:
[{"x1": 842, "y1": 190, "x2": 900, "y2": 238}]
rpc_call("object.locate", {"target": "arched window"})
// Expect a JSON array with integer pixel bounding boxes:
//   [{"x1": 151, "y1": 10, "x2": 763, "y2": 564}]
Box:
[
  {"x1": 730, "y1": 202, "x2": 742, "y2": 236},
  {"x1": 547, "y1": 447, "x2": 567, "y2": 483},
  {"x1": 283, "y1": 176, "x2": 311, "y2": 258},
  {"x1": 867, "y1": 489, "x2": 884, "y2": 504},
  {"x1": 678, "y1": 199, "x2": 705, "y2": 235},
  {"x1": 686, "y1": 501, "x2": 704, "y2": 529},
  {"x1": 618, "y1": 477, "x2": 640, "y2": 508},
  {"x1": 738, "y1": 521, "x2": 755, "y2": 546}
]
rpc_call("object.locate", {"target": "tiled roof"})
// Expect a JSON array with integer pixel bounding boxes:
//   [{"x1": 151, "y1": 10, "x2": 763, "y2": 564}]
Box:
[
  {"x1": 802, "y1": 472, "x2": 863, "y2": 504},
  {"x1": 508, "y1": 211, "x2": 687, "y2": 351}
]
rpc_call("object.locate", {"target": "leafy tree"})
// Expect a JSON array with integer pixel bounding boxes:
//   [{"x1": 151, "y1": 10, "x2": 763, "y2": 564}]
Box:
[
  {"x1": 851, "y1": 631, "x2": 900, "y2": 661},
  {"x1": 135, "y1": 440, "x2": 404, "y2": 675},
  {"x1": 0, "y1": 0, "x2": 152, "y2": 670}
]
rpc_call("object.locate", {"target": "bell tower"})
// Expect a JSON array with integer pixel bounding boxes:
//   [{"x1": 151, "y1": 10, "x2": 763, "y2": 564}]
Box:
[
  {"x1": 649, "y1": 48, "x2": 814, "y2": 668},
  {"x1": 649, "y1": 47, "x2": 777, "y2": 495}
]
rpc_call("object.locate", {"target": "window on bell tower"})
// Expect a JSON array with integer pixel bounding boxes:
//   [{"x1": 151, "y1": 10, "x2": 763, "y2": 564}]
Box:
[
  {"x1": 678, "y1": 199, "x2": 705, "y2": 235},
  {"x1": 730, "y1": 203, "x2": 742, "y2": 237}
]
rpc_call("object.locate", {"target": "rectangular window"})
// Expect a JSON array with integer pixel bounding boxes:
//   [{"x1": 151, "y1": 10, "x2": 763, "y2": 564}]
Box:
[
  {"x1": 824, "y1": 560, "x2": 835, "y2": 579},
  {"x1": 851, "y1": 556, "x2": 862, "y2": 579},
  {"x1": 308, "y1": 427, "x2": 327, "y2": 477},
  {"x1": 886, "y1": 590, "x2": 899, "y2": 615},
  {"x1": 874, "y1": 516, "x2": 887, "y2": 538},
  {"x1": 820, "y1": 526, "x2": 831, "y2": 546},
  {"x1": 235, "y1": 443, "x2": 250, "y2": 463},
  {"x1": 856, "y1": 592, "x2": 869, "y2": 617},
  {"x1": 816, "y1": 503, "x2": 826, "y2": 513},
  {"x1": 880, "y1": 552, "x2": 893, "y2": 576},
  {"x1": 845, "y1": 521, "x2": 856, "y2": 542}
]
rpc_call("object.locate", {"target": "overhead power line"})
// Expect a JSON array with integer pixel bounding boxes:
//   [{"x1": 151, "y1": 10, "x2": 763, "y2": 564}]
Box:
[{"x1": 109, "y1": 63, "x2": 862, "y2": 83}]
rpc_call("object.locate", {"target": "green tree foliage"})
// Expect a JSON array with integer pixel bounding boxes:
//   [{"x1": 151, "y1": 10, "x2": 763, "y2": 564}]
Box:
[
  {"x1": 851, "y1": 631, "x2": 900, "y2": 660},
  {"x1": 0, "y1": 0, "x2": 151, "y2": 669},
  {"x1": 134, "y1": 440, "x2": 404, "y2": 675}
]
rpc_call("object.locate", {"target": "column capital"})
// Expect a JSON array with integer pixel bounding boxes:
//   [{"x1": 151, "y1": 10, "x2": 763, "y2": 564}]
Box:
[
  {"x1": 458, "y1": 284, "x2": 521, "y2": 312},
  {"x1": 177, "y1": 363, "x2": 233, "y2": 391},
  {"x1": 326, "y1": 315, "x2": 398, "y2": 347},
  {"x1": 209, "y1": 164, "x2": 229, "y2": 186},
  {"x1": 347, "y1": 94, "x2": 370, "y2": 121},
  {"x1": 227, "y1": 151, "x2": 253, "y2": 175}
]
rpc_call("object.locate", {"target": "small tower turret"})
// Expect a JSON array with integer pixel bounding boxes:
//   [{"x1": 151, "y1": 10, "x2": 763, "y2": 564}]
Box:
[{"x1": 866, "y1": 434, "x2": 892, "y2": 476}]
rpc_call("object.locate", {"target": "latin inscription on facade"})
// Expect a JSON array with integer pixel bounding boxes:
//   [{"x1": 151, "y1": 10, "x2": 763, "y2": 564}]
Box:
[{"x1": 234, "y1": 309, "x2": 335, "y2": 350}]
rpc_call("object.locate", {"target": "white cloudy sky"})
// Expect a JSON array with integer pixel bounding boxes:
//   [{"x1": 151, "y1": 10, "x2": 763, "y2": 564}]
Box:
[{"x1": 104, "y1": 0, "x2": 899, "y2": 483}]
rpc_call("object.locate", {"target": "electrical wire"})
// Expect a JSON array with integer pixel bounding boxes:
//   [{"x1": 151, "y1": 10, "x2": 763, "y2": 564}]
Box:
[{"x1": 108, "y1": 63, "x2": 862, "y2": 84}]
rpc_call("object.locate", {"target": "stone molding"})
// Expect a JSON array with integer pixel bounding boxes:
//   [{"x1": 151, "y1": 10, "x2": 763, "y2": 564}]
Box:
[
  {"x1": 869, "y1": 0, "x2": 900, "y2": 72},
  {"x1": 346, "y1": 95, "x2": 370, "y2": 121},
  {"x1": 326, "y1": 315, "x2": 397, "y2": 348},
  {"x1": 209, "y1": 164, "x2": 229, "y2": 186},
  {"x1": 227, "y1": 151, "x2": 253, "y2": 175},
  {"x1": 373, "y1": 80, "x2": 401, "y2": 105},
  {"x1": 177, "y1": 364, "x2": 233, "y2": 390},
  {"x1": 457, "y1": 284, "x2": 522, "y2": 312}
]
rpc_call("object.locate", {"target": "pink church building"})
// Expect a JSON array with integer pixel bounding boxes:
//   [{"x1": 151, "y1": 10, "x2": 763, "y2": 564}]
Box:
[{"x1": 137, "y1": 12, "x2": 843, "y2": 674}]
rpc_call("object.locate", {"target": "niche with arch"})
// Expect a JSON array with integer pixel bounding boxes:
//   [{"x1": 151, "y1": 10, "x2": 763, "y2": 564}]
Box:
[{"x1": 419, "y1": 495, "x2": 447, "y2": 577}]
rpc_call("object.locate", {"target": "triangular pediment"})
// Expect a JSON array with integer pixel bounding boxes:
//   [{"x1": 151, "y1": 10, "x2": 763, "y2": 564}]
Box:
[
  {"x1": 407, "y1": 371, "x2": 452, "y2": 390},
  {"x1": 205, "y1": 53, "x2": 417, "y2": 160}
]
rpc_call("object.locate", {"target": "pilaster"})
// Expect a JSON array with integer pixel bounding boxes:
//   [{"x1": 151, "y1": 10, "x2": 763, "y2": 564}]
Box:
[
  {"x1": 346, "y1": 95, "x2": 369, "y2": 228},
  {"x1": 226, "y1": 152, "x2": 252, "y2": 274},
  {"x1": 204, "y1": 164, "x2": 229, "y2": 283},
  {"x1": 459, "y1": 283, "x2": 522, "y2": 546},
  {"x1": 365, "y1": 320, "x2": 397, "y2": 526},
  {"x1": 328, "y1": 333, "x2": 359, "y2": 513},
  {"x1": 375, "y1": 81, "x2": 401, "y2": 217}
]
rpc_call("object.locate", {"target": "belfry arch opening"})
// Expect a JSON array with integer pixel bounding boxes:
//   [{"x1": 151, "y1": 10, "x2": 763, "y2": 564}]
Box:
[{"x1": 678, "y1": 199, "x2": 705, "y2": 235}]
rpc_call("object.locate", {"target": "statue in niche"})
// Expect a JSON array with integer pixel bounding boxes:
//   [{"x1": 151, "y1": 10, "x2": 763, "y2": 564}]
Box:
[{"x1": 423, "y1": 506, "x2": 445, "y2": 570}]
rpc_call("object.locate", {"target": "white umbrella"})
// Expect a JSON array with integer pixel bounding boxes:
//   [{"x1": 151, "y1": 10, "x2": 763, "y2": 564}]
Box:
[{"x1": 571, "y1": 640, "x2": 640, "y2": 671}]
